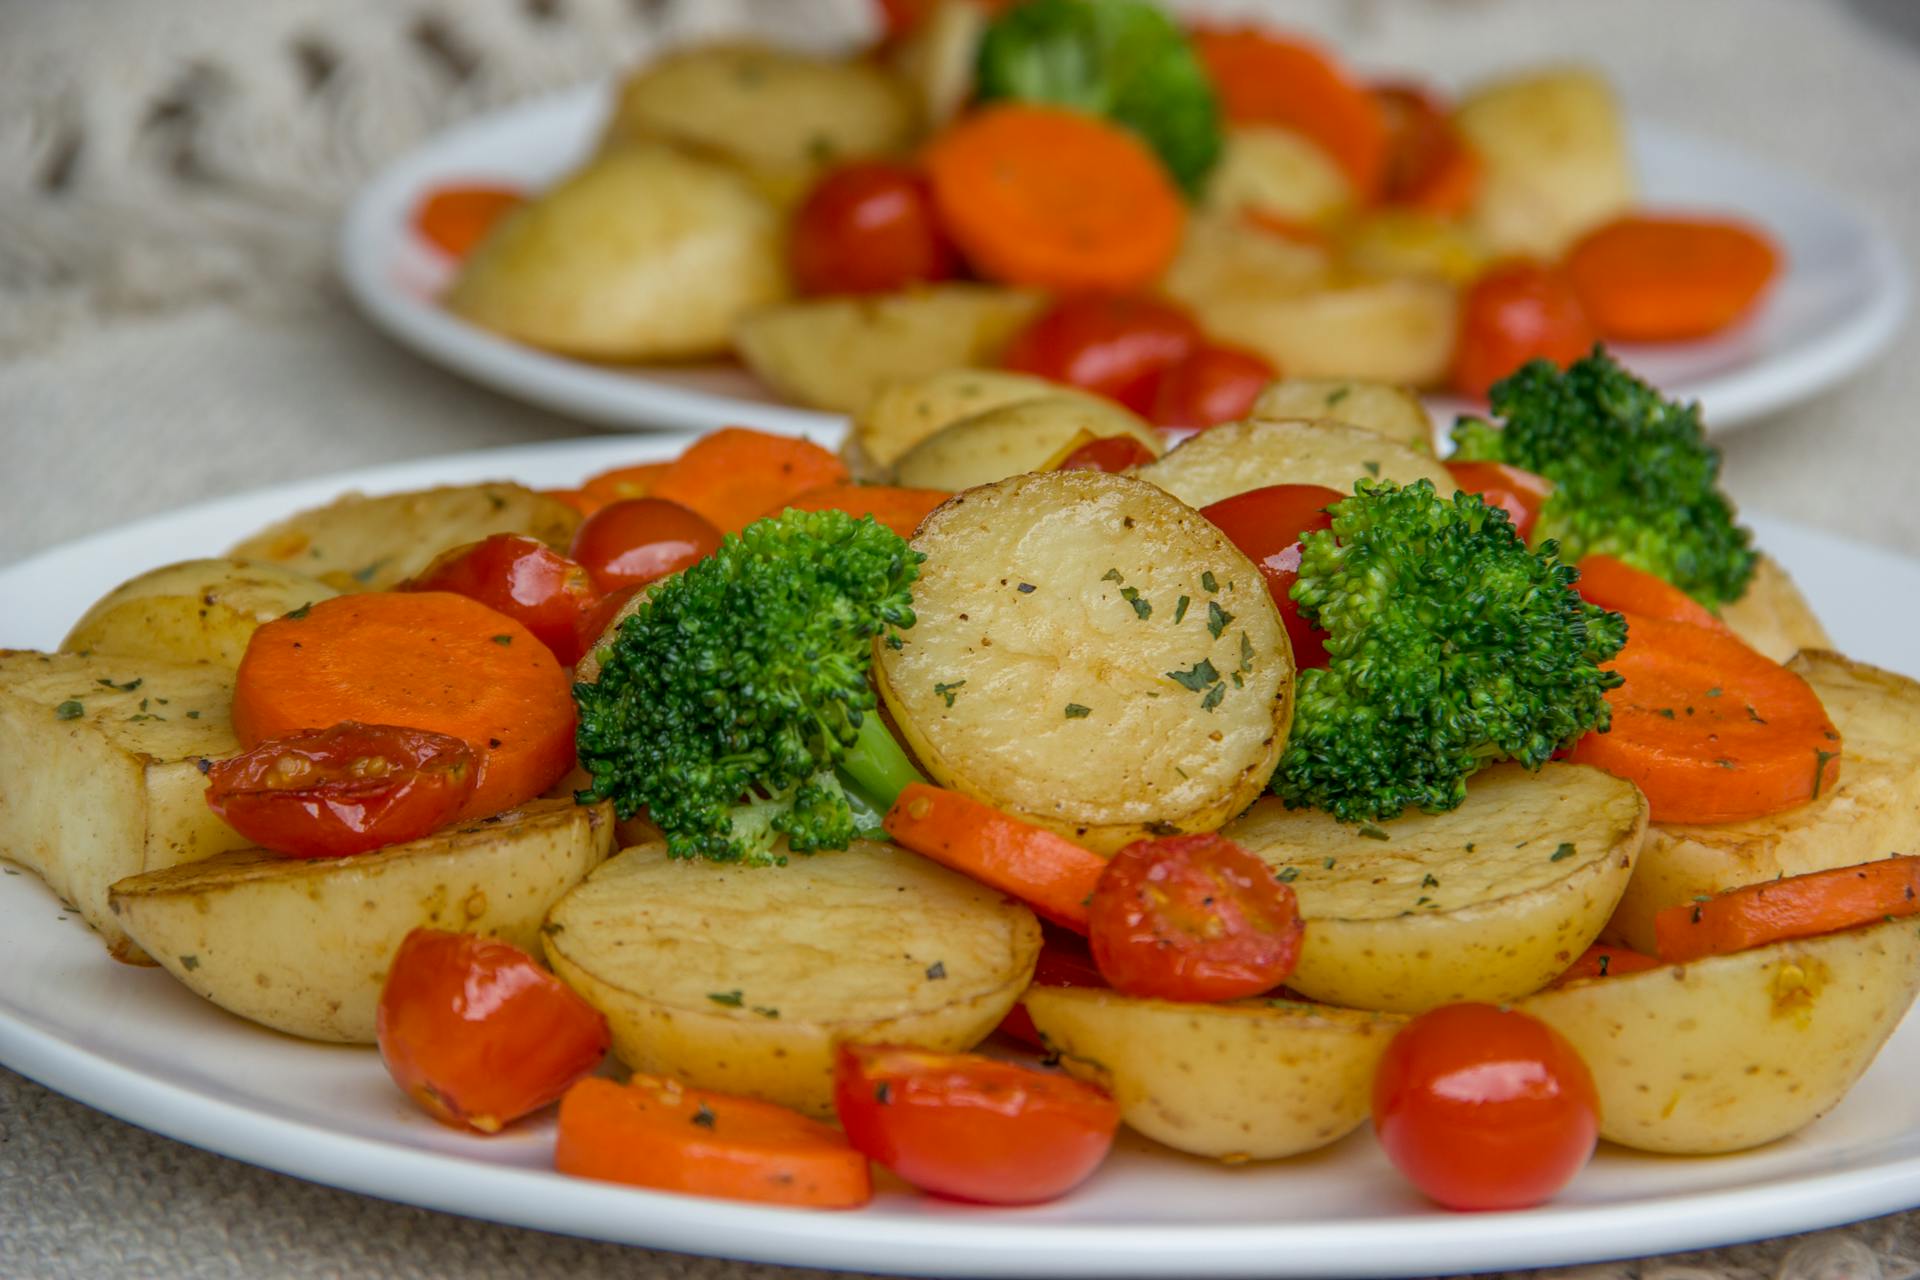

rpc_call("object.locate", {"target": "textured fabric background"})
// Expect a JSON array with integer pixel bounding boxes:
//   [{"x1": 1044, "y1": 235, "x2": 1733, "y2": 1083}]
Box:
[{"x1": 2, "y1": 1, "x2": 1918, "y2": 1277}]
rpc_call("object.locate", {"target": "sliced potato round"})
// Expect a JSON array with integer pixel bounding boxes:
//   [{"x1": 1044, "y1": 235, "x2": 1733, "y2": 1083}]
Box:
[
  {"x1": 876, "y1": 470, "x2": 1292, "y2": 854},
  {"x1": 1719, "y1": 554, "x2": 1832, "y2": 664},
  {"x1": 543, "y1": 840, "x2": 1039, "y2": 1116},
  {"x1": 1204, "y1": 124, "x2": 1354, "y2": 227},
  {"x1": 856, "y1": 369, "x2": 1114, "y2": 472},
  {"x1": 61, "y1": 558, "x2": 337, "y2": 670},
  {"x1": 1132, "y1": 418, "x2": 1452, "y2": 511},
  {"x1": 1520, "y1": 916, "x2": 1920, "y2": 1153},
  {"x1": 108, "y1": 798, "x2": 614, "y2": 1043},
  {"x1": 1248, "y1": 379, "x2": 1435, "y2": 455},
  {"x1": 892, "y1": 396, "x2": 1162, "y2": 492},
  {"x1": 446, "y1": 143, "x2": 786, "y2": 361},
  {"x1": 1188, "y1": 277, "x2": 1459, "y2": 387},
  {"x1": 1225, "y1": 763, "x2": 1647, "y2": 1012}
]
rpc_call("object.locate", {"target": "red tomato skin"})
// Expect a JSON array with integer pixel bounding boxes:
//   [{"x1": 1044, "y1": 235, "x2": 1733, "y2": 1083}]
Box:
[
  {"x1": 1148, "y1": 344, "x2": 1278, "y2": 430},
  {"x1": 204, "y1": 722, "x2": 476, "y2": 859},
  {"x1": 1057, "y1": 435, "x2": 1158, "y2": 473},
  {"x1": 997, "y1": 926, "x2": 1107, "y2": 1048},
  {"x1": 1452, "y1": 262, "x2": 1596, "y2": 400},
  {"x1": 570, "y1": 498, "x2": 723, "y2": 595},
  {"x1": 377, "y1": 928, "x2": 610, "y2": 1133},
  {"x1": 404, "y1": 534, "x2": 602, "y2": 666},
  {"x1": 790, "y1": 162, "x2": 960, "y2": 297},
  {"x1": 1372, "y1": 1003, "x2": 1599, "y2": 1211},
  {"x1": 1373, "y1": 83, "x2": 1479, "y2": 217},
  {"x1": 833, "y1": 1043, "x2": 1118, "y2": 1203},
  {"x1": 1001, "y1": 296, "x2": 1202, "y2": 414},
  {"x1": 1443, "y1": 461, "x2": 1552, "y2": 543},
  {"x1": 1199, "y1": 484, "x2": 1344, "y2": 669}
]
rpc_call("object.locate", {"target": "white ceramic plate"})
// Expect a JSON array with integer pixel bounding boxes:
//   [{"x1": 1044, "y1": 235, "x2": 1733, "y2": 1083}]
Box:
[
  {"x1": 340, "y1": 82, "x2": 1906, "y2": 438},
  {"x1": 5, "y1": 436, "x2": 1920, "y2": 1279}
]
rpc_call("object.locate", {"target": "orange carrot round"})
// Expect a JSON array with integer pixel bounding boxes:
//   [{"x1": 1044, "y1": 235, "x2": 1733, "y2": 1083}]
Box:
[
  {"x1": 1549, "y1": 943, "x2": 1661, "y2": 987},
  {"x1": 580, "y1": 461, "x2": 672, "y2": 509},
  {"x1": 1653, "y1": 856, "x2": 1920, "y2": 964},
  {"x1": 1573, "y1": 555, "x2": 1725, "y2": 631},
  {"x1": 1567, "y1": 612, "x2": 1841, "y2": 826},
  {"x1": 233, "y1": 593, "x2": 576, "y2": 822},
  {"x1": 923, "y1": 104, "x2": 1186, "y2": 293},
  {"x1": 648, "y1": 428, "x2": 850, "y2": 534},
  {"x1": 1563, "y1": 215, "x2": 1780, "y2": 342},
  {"x1": 554, "y1": 1075, "x2": 871, "y2": 1209},
  {"x1": 415, "y1": 185, "x2": 524, "y2": 259},
  {"x1": 883, "y1": 783, "x2": 1107, "y2": 932},
  {"x1": 770, "y1": 484, "x2": 950, "y2": 540}
]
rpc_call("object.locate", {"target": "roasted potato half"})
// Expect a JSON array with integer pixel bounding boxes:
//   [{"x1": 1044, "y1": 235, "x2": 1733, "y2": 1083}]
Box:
[
  {"x1": 1132, "y1": 418, "x2": 1451, "y2": 511},
  {"x1": 1609, "y1": 651, "x2": 1920, "y2": 953},
  {"x1": 892, "y1": 396, "x2": 1163, "y2": 491},
  {"x1": 1204, "y1": 125, "x2": 1354, "y2": 228},
  {"x1": 1162, "y1": 212, "x2": 1332, "y2": 315},
  {"x1": 1337, "y1": 210, "x2": 1489, "y2": 286},
  {"x1": 1225, "y1": 763, "x2": 1647, "y2": 1012},
  {"x1": 61, "y1": 558, "x2": 337, "y2": 670},
  {"x1": 543, "y1": 840, "x2": 1040, "y2": 1116},
  {"x1": 1248, "y1": 379, "x2": 1435, "y2": 455},
  {"x1": 1720, "y1": 554, "x2": 1832, "y2": 664},
  {"x1": 228, "y1": 482, "x2": 579, "y2": 593},
  {"x1": 109, "y1": 797, "x2": 613, "y2": 1043},
  {"x1": 1189, "y1": 277, "x2": 1459, "y2": 387},
  {"x1": 876, "y1": 470, "x2": 1293, "y2": 854},
  {"x1": 855, "y1": 369, "x2": 1114, "y2": 473},
  {"x1": 1025, "y1": 988, "x2": 1402, "y2": 1161},
  {"x1": 734, "y1": 285, "x2": 1044, "y2": 414},
  {"x1": 1520, "y1": 916, "x2": 1920, "y2": 1153}
]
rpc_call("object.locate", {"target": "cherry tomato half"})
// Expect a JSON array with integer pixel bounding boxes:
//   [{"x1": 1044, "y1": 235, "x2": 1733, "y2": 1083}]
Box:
[
  {"x1": 570, "y1": 497, "x2": 723, "y2": 594},
  {"x1": 404, "y1": 534, "x2": 602, "y2": 666},
  {"x1": 377, "y1": 928, "x2": 610, "y2": 1133},
  {"x1": 1199, "y1": 484, "x2": 1343, "y2": 669},
  {"x1": 1452, "y1": 261, "x2": 1596, "y2": 400},
  {"x1": 997, "y1": 925, "x2": 1108, "y2": 1049},
  {"x1": 1374, "y1": 83, "x2": 1479, "y2": 218},
  {"x1": 790, "y1": 161, "x2": 960, "y2": 297},
  {"x1": 1087, "y1": 833, "x2": 1304, "y2": 1002},
  {"x1": 203, "y1": 722, "x2": 476, "y2": 859},
  {"x1": 1148, "y1": 343, "x2": 1278, "y2": 430},
  {"x1": 833, "y1": 1043, "x2": 1119, "y2": 1203},
  {"x1": 1001, "y1": 295, "x2": 1202, "y2": 414},
  {"x1": 1372, "y1": 1003, "x2": 1599, "y2": 1211},
  {"x1": 1057, "y1": 435, "x2": 1158, "y2": 473},
  {"x1": 1443, "y1": 461, "x2": 1552, "y2": 543}
]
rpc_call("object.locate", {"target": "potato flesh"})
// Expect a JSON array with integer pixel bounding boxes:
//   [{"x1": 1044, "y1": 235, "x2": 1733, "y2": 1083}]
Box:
[
  {"x1": 1190, "y1": 278, "x2": 1459, "y2": 388},
  {"x1": 61, "y1": 558, "x2": 337, "y2": 670},
  {"x1": 1204, "y1": 125, "x2": 1354, "y2": 227},
  {"x1": 891, "y1": 396, "x2": 1162, "y2": 492},
  {"x1": 1248, "y1": 379, "x2": 1436, "y2": 455},
  {"x1": 1162, "y1": 212, "x2": 1332, "y2": 315},
  {"x1": 1337, "y1": 210, "x2": 1489, "y2": 287},
  {"x1": 1132, "y1": 417, "x2": 1453, "y2": 511},
  {"x1": 1719, "y1": 554, "x2": 1832, "y2": 664},
  {"x1": 856, "y1": 369, "x2": 1115, "y2": 472}
]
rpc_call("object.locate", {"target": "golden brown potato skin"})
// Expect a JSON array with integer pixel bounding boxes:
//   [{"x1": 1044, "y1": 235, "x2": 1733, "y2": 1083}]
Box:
[
  {"x1": 1132, "y1": 417, "x2": 1452, "y2": 511},
  {"x1": 61, "y1": 559, "x2": 336, "y2": 670},
  {"x1": 1720, "y1": 554, "x2": 1832, "y2": 663},
  {"x1": 1248, "y1": 380, "x2": 1436, "y2": 455},
  {"x1": 855, "y1": 369, "x2": 1115, "y2": 473},
  {"x1": 1203, "y1": 125, "x2": 1353, "y2": 228},
  {"x1": 1186, "y1": 278, "x2": 1459, "y2": 388},
  {"x1": 891, "y1": 396, "x2": 1162, "y2": 492}
]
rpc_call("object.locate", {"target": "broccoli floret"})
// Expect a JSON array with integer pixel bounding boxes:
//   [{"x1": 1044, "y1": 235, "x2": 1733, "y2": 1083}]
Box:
[
  {"x1": 1450, "y1": 349, "x2": 1757, "y2": 608},
  {"x1": 574, "y1": 509, "x2": 927, "y2": 864},
  {"x1": 975, "y1": 0, "x2": 1222, "y2": 196},
  {"x1": 1273, "y1": 480, "x2": 1627, "y2": 824}
]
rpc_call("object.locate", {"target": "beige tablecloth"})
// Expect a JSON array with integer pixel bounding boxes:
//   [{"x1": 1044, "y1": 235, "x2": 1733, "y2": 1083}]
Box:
[{"x1": 3, "y1": 1, "x2": 1919, "y2": 1277}]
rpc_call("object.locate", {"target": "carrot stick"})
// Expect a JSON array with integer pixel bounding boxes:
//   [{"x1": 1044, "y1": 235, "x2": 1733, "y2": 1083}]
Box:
[
  {"x1": 581, "y1": 462, "x2": 672, "y2": 508},
  {"x1": 1574, "y1": 555, "x2": 1725, "y2": 631},
  {"x1": 1653, "y1": 856, "x2": 1920, "y2": 964},
  {"x1": 233, "y1": 593, "x2": 576, "y2": 822},
  {"x1": 554, "y1": 1076, "x2": 871, "y2": 1209},
  {"x1": 648, "y1": 428, "x2": 850, "y2": 534},
  {"x1": 883, "y1": 783, "x2": 1108, "y2": 932},
  {"x1": 1549, "y1": 943, "x2": 1661, "y2": 987},
  {"x1": 923, "y1": 104, "x2": 1186, "y2": 293},
  {"x1": 415, "y1": 185, "x2": 524, "y2": 259},
  {"x1": 1567, "y1": 612, "x2": 1841, "y2": 826},
  {"x1": 769, "y1": 484, "x2": 950, "y2": 540},
  {"x1": 1563, "y1": 215, "x2": 1780, "y2": 342}
]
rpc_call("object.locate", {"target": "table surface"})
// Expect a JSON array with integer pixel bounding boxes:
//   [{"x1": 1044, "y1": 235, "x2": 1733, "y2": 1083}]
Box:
[{"x1": 4, "y1": 0, "x2": 1920, "y2": 1277}]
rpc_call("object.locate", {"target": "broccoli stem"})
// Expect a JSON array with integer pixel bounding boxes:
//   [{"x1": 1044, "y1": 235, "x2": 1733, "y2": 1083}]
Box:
[{"x1": 837, "y1": 711, "x2": 926, "y2": 814}]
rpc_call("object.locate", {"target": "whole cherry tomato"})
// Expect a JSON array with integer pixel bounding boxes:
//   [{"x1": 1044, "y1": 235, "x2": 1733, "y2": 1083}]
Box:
[
  {"x1": 1087, "y1": 833, "x2": 1304, "y2": 1002},
  {"x1": 997, "y1": 924, "x2": 1108, "y2": 1049},
  {"x1": 1057, "y1": 435, "x2": 1158, "y2": 473},
  {"x1": 1001, "y1": 295, "x2": 1202, "y2": 414},
  {"x1": 1199, "y1": 484, "x2": 1343, "y2": 669},
  {"x1": 1148, "y1": 343, "x2": 1278, "y2": 430},
  {"x1": 403, "y1": 534, "x2": 602, "y2": 666},
  {"x1": 574, "y1": 584, "x2": 643, "y2": 665},
  {"x1": 1373, "y1": 83, "x2": 1479, "y2": 218},
  {"x1": 790, "y1": 161, "x2": 960, "y2": 297},
  {"x1": 377, "y1": 928, "x2": 610, "y2": 1134},
  {"x1": 570, "y1": 497, "x2": 723, "y2": 594},
  {"x1": 1372, "y1": 1003, "x2": 1599, "y2": 1211},
  {"x1": 1452, "y1": 261, "x2": 1596, "y2": 400},
  {"x1": 203, "y1": 722, "x2": 476, "y2": 859},
  {"x1": 1443, "y1": 460, "x2": 1553, "y2": 543},
  {"x1": 833, "y1": 1043, "x2": 1118, "y2": 1203}
]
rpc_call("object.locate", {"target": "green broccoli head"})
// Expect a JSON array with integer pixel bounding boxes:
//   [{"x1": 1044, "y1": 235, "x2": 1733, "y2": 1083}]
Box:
[
  {"x1": 574, "y1": 508, "x2": 924, "y2": 864},
  {"x1": 975, "y1": 0, "x2": 1222, "y2": 196},
  {"x1": 1273, "y1": 480, "x2": 1627, "y2": 823},
  {"x1": 1450, "y1": 349, "x2": 1757, "y2": 608}
]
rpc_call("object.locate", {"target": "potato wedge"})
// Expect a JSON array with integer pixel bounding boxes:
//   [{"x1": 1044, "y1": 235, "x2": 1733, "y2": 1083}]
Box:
[
  {"x1": 735, "y1": 285, "x2": 1045, "y2": 414},
  {"x1": 0, "y1": 651, "x2": 245, "y2": 962},
  {"x1": 1225, "y1": 763, "x2": 1647, "y2": 1012},
  {"x1": 1025, "y1": 988, "x2": 1402, "y2": 1161},
  {"x1": 1132, "y1": 418, "x2": 1452, "y2": 511},
  {"x1": 1520, "y1": 916, "x2": 1920, "y2": 1153},
  {"x1": 109, "y1": 797, "x2": 612, "y2": 1042},
  {"x1": 876, "y1": 470, "x2": 1293, "y2": 854},
  {"x1": 856, "y1": 369, "x2": 1115, "y2": 473},
  {"x1": 1720, "y1": 554, "x2": 1832, "y2": 664},
  {"x1": 61, "y1": 558, "x2": 337, "y2": 670},
  {"x1": 892, "y1": 396, "x2": 1163, "y2": 491},
  {"x1": 1188, "y1": 277, "x2": 1459, "y2": 387},
  {"x1": 1204, "y1": 125, "x2": 1354, "y2": 227},
  {"x1": 1248, "y1": 379, "x2": 1435, "y2": 455},
  {"x1": 543, "y1": 840, "x2": 1039, "y2": 1116},
  {"x1": 887, "y1": 0, "x2": 985, "y2": 129},
  {"x1": 1162, "y1": 212, "x2": 1332, "y2": 315},
  {"x1": 228, "y1": 482, "x2": 579, "y2": 593},
  {"x1": 1337, "y1": 210, "x2": 1488, "y2": 286},
  {"x1": 1609, "y1": 651, "x2": 1920, "y2": 953}
]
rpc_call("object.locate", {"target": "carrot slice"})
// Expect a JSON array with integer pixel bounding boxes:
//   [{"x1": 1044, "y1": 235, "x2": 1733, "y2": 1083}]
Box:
[
  {"x1": 1567, "y1": 612, "x2": 1841, "y2": 826},
  {"x1": 1563, "y1": 215, "x2": 1780, "y2": 342},
  {"x1": 542, "y1": 488, "x2": 603, "y2": 519},
  {"x1": 1550, "y1": 943, "x2": 1661, "y2": 987},
  {"x1": 1192, "y1": 27, "x2": 1388, "y2": 201},
  {"x1": 415, "y1": 185, "x2": 523, "y2": 259},
  {"x1": 555, "y1": 1076, "x2": 871, "y2": 1208},
  {"x1": 923, "y1": 104, "x2": 1185, "y2": 293},
  {"x1": 647, "y1": 428, "x2": 850, "y2": 534},
  {"x1": 884, "y1": 783, "x2": 1107, "y2": 932},
  {"x1": 769, "y1": 484, "x2": 950, "y2": 540},
  {"x1": 1654, "y1": 856, "x2": 1920, "y2": 964},
  {"x1": 232, "y1": 593, "x2": 576, "y2": 822},
  {"x1": 580, "y1": 461, "x2": 671, "y2": 509},
  {"x1": 1573, "y1": 555, "x2": 1725, "y2": 631}
]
